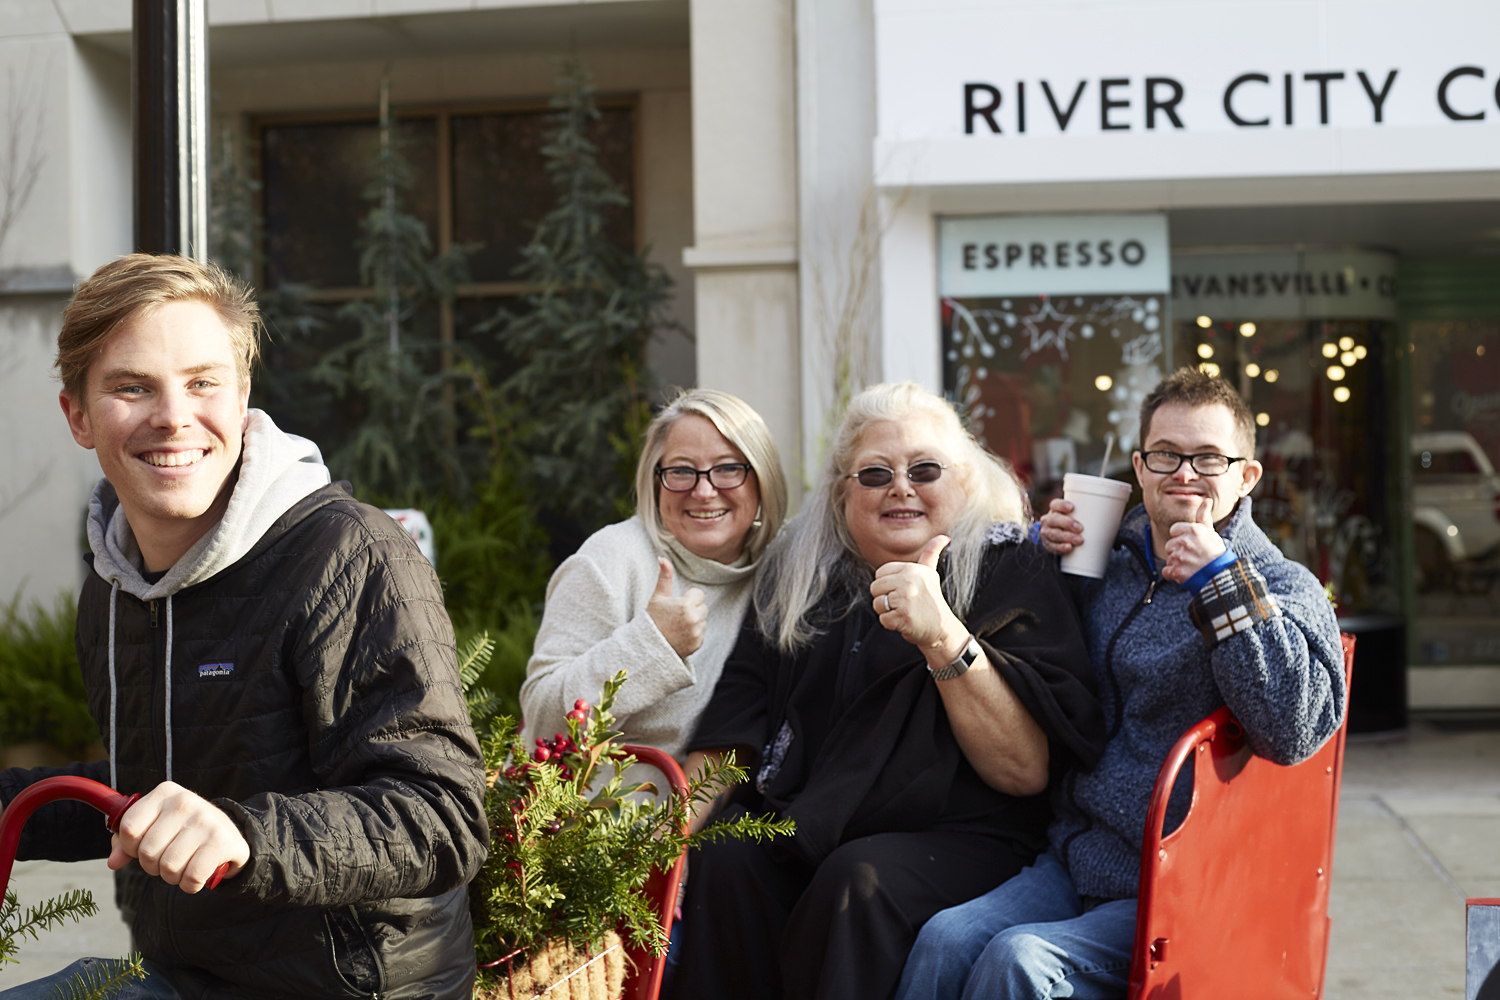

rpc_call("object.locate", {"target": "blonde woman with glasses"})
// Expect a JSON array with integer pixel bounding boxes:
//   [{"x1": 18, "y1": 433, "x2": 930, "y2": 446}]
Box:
[
  {"x1": 521, "y1": 388, "x2": 788, "y2": 777},
  {"x1": 666, "y1": 382, "x2": 1104, "y2": 1000}
]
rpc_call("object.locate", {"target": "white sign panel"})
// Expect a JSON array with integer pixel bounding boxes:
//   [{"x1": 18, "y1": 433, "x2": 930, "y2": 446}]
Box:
[
  {"x1": 875, "y1": 0, "x2": 1500, "y2": 186},
  {"x1": 940, "y1": 214, "x2": 1170, "y2": 296},
  {"x1": 383, "y1": 508, "x2": 437, "y2": 566},
  {"x1": 1172, "y1": 251, "x2": 1398, "y2": 320}
]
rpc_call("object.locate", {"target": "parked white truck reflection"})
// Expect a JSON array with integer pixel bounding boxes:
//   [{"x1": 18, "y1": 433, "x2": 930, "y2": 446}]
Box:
[{"x1": 1412, "y1": 432, "x2": 1500, "y2": 587}]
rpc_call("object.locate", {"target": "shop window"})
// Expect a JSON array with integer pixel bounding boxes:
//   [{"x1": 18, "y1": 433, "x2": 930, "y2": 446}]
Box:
[
  {"x1": 261, "y1": 119, "x2": 441, "y2": 289},
  {"x1": 1170, "y1": 251, "x2": 1401, "y2": 619},
  {"x1": 937, "y1": 215, "x2": 1174, "y2": 514},
  {"x1": 1406, "y1": 311, "x2": 1500, "y2": 665},
  {"x1": 256, "y1": 100, "x2": 636, "y2": 359},
  {"x1": 943, "y1": 293, "x2": 1167, "y2": 506},
  {"x1": 450, "y1": 110, "x2": 635, "y2": 284},
  {"x1": 253, "y1": 101, "x2": 636, "y2": 455},
  {"x1": 1171, "y1": 313, "x2": 1398, "y2": 616},
  {"x1": 1414, "y1": 444, "x2": 1482, "y2": 477}
]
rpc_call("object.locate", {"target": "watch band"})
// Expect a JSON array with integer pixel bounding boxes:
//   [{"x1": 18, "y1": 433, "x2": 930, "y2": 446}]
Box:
[{"x1": 929, "y1": 635, "x2": 982, "y2": 681}]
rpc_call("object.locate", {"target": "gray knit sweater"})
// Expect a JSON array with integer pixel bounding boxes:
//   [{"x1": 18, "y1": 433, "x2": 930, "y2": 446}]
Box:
[
  {"x1": 1048, "y1": 497, "x2": 1346, "y2": 900},
  {"x1": 520, "y1": 517, "x2": 757, "y2": 763}
]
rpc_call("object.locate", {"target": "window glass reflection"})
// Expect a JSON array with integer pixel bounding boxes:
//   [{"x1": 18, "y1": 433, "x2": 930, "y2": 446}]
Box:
[
  {"x1": 1173, "y1": 316, "x2": 1398, "y2": 617},
  {"x1": 261, "y1": 118, "x2": 438, "y2": 289},
  {"x1": 941, "y1": 292, "x2": 1169, "y2": 513},
  {"x1": 1408, "y1": 319, "x2": 1500, "y2": 665}
]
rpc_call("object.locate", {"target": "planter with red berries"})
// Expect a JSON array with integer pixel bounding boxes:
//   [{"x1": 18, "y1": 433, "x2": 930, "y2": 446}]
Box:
[{"x1": 468, "y1": 670, "x2": 792, "y2": 1000}]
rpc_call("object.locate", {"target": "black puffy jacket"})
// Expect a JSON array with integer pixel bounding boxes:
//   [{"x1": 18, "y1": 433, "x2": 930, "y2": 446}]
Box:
[{"x1": 0, "y1": 482, "x2": 489, "y2": 999}]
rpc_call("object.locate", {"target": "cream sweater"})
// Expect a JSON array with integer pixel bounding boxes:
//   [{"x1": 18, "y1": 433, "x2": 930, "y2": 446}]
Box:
[{"x1": 520, "y1": 517, "x2": 758, "y2": 763}]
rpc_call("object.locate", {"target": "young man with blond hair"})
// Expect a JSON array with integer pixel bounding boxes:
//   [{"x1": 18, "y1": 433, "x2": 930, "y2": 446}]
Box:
[
  {"x1": 896, "y1": 368, "x2": 1345, "y2": 1000},
  {"x1": 0, "y1": 254, "x2": 487, "y2": 999}
]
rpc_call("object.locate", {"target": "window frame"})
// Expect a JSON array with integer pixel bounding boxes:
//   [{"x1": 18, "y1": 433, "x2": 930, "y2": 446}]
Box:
[{"x1": 249, "y1": 94, "x2": 644, "y2": 354}]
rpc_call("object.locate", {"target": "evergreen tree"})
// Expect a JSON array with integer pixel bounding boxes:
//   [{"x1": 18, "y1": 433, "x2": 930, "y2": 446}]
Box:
[
  {"x1": 208, "y1": 115, "x2": 330, "y2": 436},
  {"x1": 311, "y1": 80, "x2": 480, "y2": 499},
  {"x1": 491, "y1": 60, "x2": 674, "y2": 536},
  {"x1": 208, "y1": 119, "x2": 258, "y2": 282}
]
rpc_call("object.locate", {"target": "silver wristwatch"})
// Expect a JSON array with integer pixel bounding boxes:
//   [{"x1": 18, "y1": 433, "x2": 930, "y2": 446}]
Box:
[{"x1": 929, "y1": 635, "x2": 982, "y2": 681}]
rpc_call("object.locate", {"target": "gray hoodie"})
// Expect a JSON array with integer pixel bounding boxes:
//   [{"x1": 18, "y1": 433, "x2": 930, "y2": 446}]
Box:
[{"x1": 85, "y1": 408, "x2": 330, "y2": 789}]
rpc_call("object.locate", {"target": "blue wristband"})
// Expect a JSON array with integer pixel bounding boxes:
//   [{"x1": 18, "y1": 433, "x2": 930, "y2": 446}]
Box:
[{"x1": 1185, "y1": 548, "x2": 1240, "y2": 592}]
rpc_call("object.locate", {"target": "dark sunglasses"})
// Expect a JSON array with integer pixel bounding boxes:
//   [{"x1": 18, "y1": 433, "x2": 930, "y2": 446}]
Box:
[{"x1": 848, "y1": 461, "x2": 948, "y2": 489}]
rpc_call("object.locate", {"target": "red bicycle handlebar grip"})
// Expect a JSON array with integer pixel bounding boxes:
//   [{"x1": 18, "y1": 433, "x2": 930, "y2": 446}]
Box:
[
  {"x1": 104, "y1": 792, "x2": 141, "y2": 834},
  {"x1": 0, "y1": 777, "x2": 234, "y2": 898}
]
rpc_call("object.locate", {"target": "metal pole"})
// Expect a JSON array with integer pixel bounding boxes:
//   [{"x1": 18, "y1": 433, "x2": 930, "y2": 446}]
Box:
[{"x1": 133, "y1": 0, "x2": 208, "y2": 260}]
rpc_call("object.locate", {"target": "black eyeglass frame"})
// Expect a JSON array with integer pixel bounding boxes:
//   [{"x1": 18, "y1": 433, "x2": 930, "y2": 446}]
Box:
[
  {"x1": 1137, "y1": 450, "x2": 1250, "y2": 476},
  {"x1": 847, "y1": 461, "x2": 949, "y2": 489},
  {"x1": 655, "y1": 462, "x2": 753, "y2": 493}
]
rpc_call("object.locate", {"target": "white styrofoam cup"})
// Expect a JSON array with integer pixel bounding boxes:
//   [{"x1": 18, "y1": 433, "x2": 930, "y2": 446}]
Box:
[{"x1": 1059, "y1": 473, "x2": 1133, "y2": 579}]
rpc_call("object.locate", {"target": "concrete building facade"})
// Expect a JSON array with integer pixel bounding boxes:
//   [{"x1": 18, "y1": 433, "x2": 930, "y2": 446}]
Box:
[{"x1": 3, "y1": 0, "x2": 1500, "y2": 713}]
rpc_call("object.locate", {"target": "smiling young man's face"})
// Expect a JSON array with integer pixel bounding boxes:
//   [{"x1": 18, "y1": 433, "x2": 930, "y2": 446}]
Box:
[
  {"x1": 60, "y1": 299, "x2": 250, "y2": 571},
  {"x1": 1133, "y1": 401, "x2": 1262, "y2": 545}
]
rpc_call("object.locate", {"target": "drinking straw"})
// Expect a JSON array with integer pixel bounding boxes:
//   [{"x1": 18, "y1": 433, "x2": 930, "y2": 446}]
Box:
[{"x1": 1099, "y1": 434, "x2": 1115, "y2": 477}]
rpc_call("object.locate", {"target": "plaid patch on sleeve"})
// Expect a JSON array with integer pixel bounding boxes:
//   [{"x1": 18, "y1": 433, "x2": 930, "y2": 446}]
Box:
[{"x1": 1188, "y1": 560, "x2": 1283, "y2": 645}]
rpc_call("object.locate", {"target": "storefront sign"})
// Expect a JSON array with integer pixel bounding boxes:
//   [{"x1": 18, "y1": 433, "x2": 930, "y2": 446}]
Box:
[
  {"x1": 876, "y1": 0, "x2": 1500, "y2": 185},
  {"x1": 939, "y1": 213, "x2": 1172, "y2": 471},
  {"x1": 1171, "y1": 251, "x2": 1398, "y2": 320},
  {"x1": 940, "y1": 214, "x2": 1170, "y2": 297}
]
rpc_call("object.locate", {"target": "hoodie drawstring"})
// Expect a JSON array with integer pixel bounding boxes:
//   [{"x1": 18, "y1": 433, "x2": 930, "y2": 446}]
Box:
[
  {"x1": 108, "y1": 580, "x2": 119, "y2": 791},
  {"x1": 164, "y1": 595, "x2": 173, "y2": 783}
]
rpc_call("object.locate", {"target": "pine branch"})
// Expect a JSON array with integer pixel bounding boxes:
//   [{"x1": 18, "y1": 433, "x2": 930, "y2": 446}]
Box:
[
  {"x1": 471, "y1": 671, "x2": 794, "y2": 963},
  {"x1": 687, "y1": 814, "x2": 798, "y2": 849},
  {"x1": 4, "y1": 890, "x2": 99, "y2": 945},
  {"x1": 42, "y1": 953, "x2": 147, "y2": 1000},
  {"x1": 0, "y1": 890, "x2": 145, "y2": 1000},
  {"x1": 458, "y1": 631, "x2": 495, "y2": 691}
]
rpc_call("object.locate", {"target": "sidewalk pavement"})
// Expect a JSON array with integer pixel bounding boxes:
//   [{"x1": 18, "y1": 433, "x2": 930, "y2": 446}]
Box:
[
  {"x1": 0, "y1": 858, "x2": 129, "y2": 991},
  {"x1": 1325, "y1": 713, "x2": 1500, "y2": 999},
  {"x1": 0, "y1": 713, "x2": 1494, "y2": 996}
]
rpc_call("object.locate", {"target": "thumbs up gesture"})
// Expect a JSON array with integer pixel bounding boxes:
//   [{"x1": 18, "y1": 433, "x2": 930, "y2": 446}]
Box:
[
  {"x1": 870, "y1": 535, "x2": 965, "y2": 651},
  {"x1": 1161, "y1": 498, "x2": 1228, "y2": 584},
  {"x1": 647, "y1": 558, "x2": 708, "y2": 659}
]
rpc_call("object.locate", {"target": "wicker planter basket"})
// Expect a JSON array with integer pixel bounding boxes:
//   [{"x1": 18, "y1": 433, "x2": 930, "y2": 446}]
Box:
[{"x1": 476, "y1": 932, "x2": 628, "y2": 1000}]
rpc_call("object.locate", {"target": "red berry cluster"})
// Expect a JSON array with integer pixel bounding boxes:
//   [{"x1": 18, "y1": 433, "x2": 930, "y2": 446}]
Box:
[
  {"x1": 494, "y1": 698, "x2": 601, "y2": 890},
  {"x1": 530, "y1": 699, "x2": 593, "y2": 782}
]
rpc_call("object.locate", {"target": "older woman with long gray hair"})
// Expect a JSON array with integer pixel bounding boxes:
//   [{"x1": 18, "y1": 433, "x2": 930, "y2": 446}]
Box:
[
  {"x1": 667, "y1": 382, "x2": 1104, "y2": 1000},
  {"x1": 521, "y1": 388, "x2": 788, "y2": 770}
]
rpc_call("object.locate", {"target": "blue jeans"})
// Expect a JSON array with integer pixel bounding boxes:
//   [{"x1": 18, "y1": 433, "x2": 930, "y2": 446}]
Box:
[
  {"x1": 0, "y1": 958, "x2": 184, "y2": 999},
  {"x1": 895, "y1": 853, "x2": 1137, "y2": 1000}
]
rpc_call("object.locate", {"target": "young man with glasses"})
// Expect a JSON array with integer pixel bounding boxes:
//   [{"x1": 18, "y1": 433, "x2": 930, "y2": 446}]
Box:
[{"x1": 896, "y1": 367, "x2": 1345, "y2": 1000}]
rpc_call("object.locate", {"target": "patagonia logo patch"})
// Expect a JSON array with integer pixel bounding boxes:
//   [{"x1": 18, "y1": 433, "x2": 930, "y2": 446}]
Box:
[{"x1": 197, "y1": 662, "x2": 234, "y2": 679}]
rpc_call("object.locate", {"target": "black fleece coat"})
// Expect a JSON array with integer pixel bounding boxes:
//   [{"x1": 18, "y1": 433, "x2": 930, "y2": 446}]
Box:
[{"x1": 0, "y1": 483, "x2": 489, "y2": 1000}]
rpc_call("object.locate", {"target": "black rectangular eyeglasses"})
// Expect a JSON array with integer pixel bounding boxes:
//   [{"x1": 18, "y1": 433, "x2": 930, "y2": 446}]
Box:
[
  {"x1": 1139, "y1": 451, "x2": 1248, "y2": 476},
  {"x1": 849, "y1": 461, "x2": 947, "y2": 488},
  {"x1": 656, "y1": 463, "x2": 752, "y2": 492}
]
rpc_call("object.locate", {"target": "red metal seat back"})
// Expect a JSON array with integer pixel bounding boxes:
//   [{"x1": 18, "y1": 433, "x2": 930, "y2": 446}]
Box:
[
  {"x1": 1127, "y1": 634, "x2": 1355, "y2": 1000},
  {"x1": 617, "y1": 744, "x2": 689, "y2": 1000}
]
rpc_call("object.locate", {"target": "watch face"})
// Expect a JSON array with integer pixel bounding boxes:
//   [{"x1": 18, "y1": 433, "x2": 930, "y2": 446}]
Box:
[{"x1": 931, "y1": 636, "x2": 980, "y2": 681}]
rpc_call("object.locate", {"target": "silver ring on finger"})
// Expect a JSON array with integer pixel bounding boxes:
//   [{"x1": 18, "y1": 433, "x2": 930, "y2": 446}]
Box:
[{"x1": 882, "y1": 593, "x2": 891, "y2": 613}]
